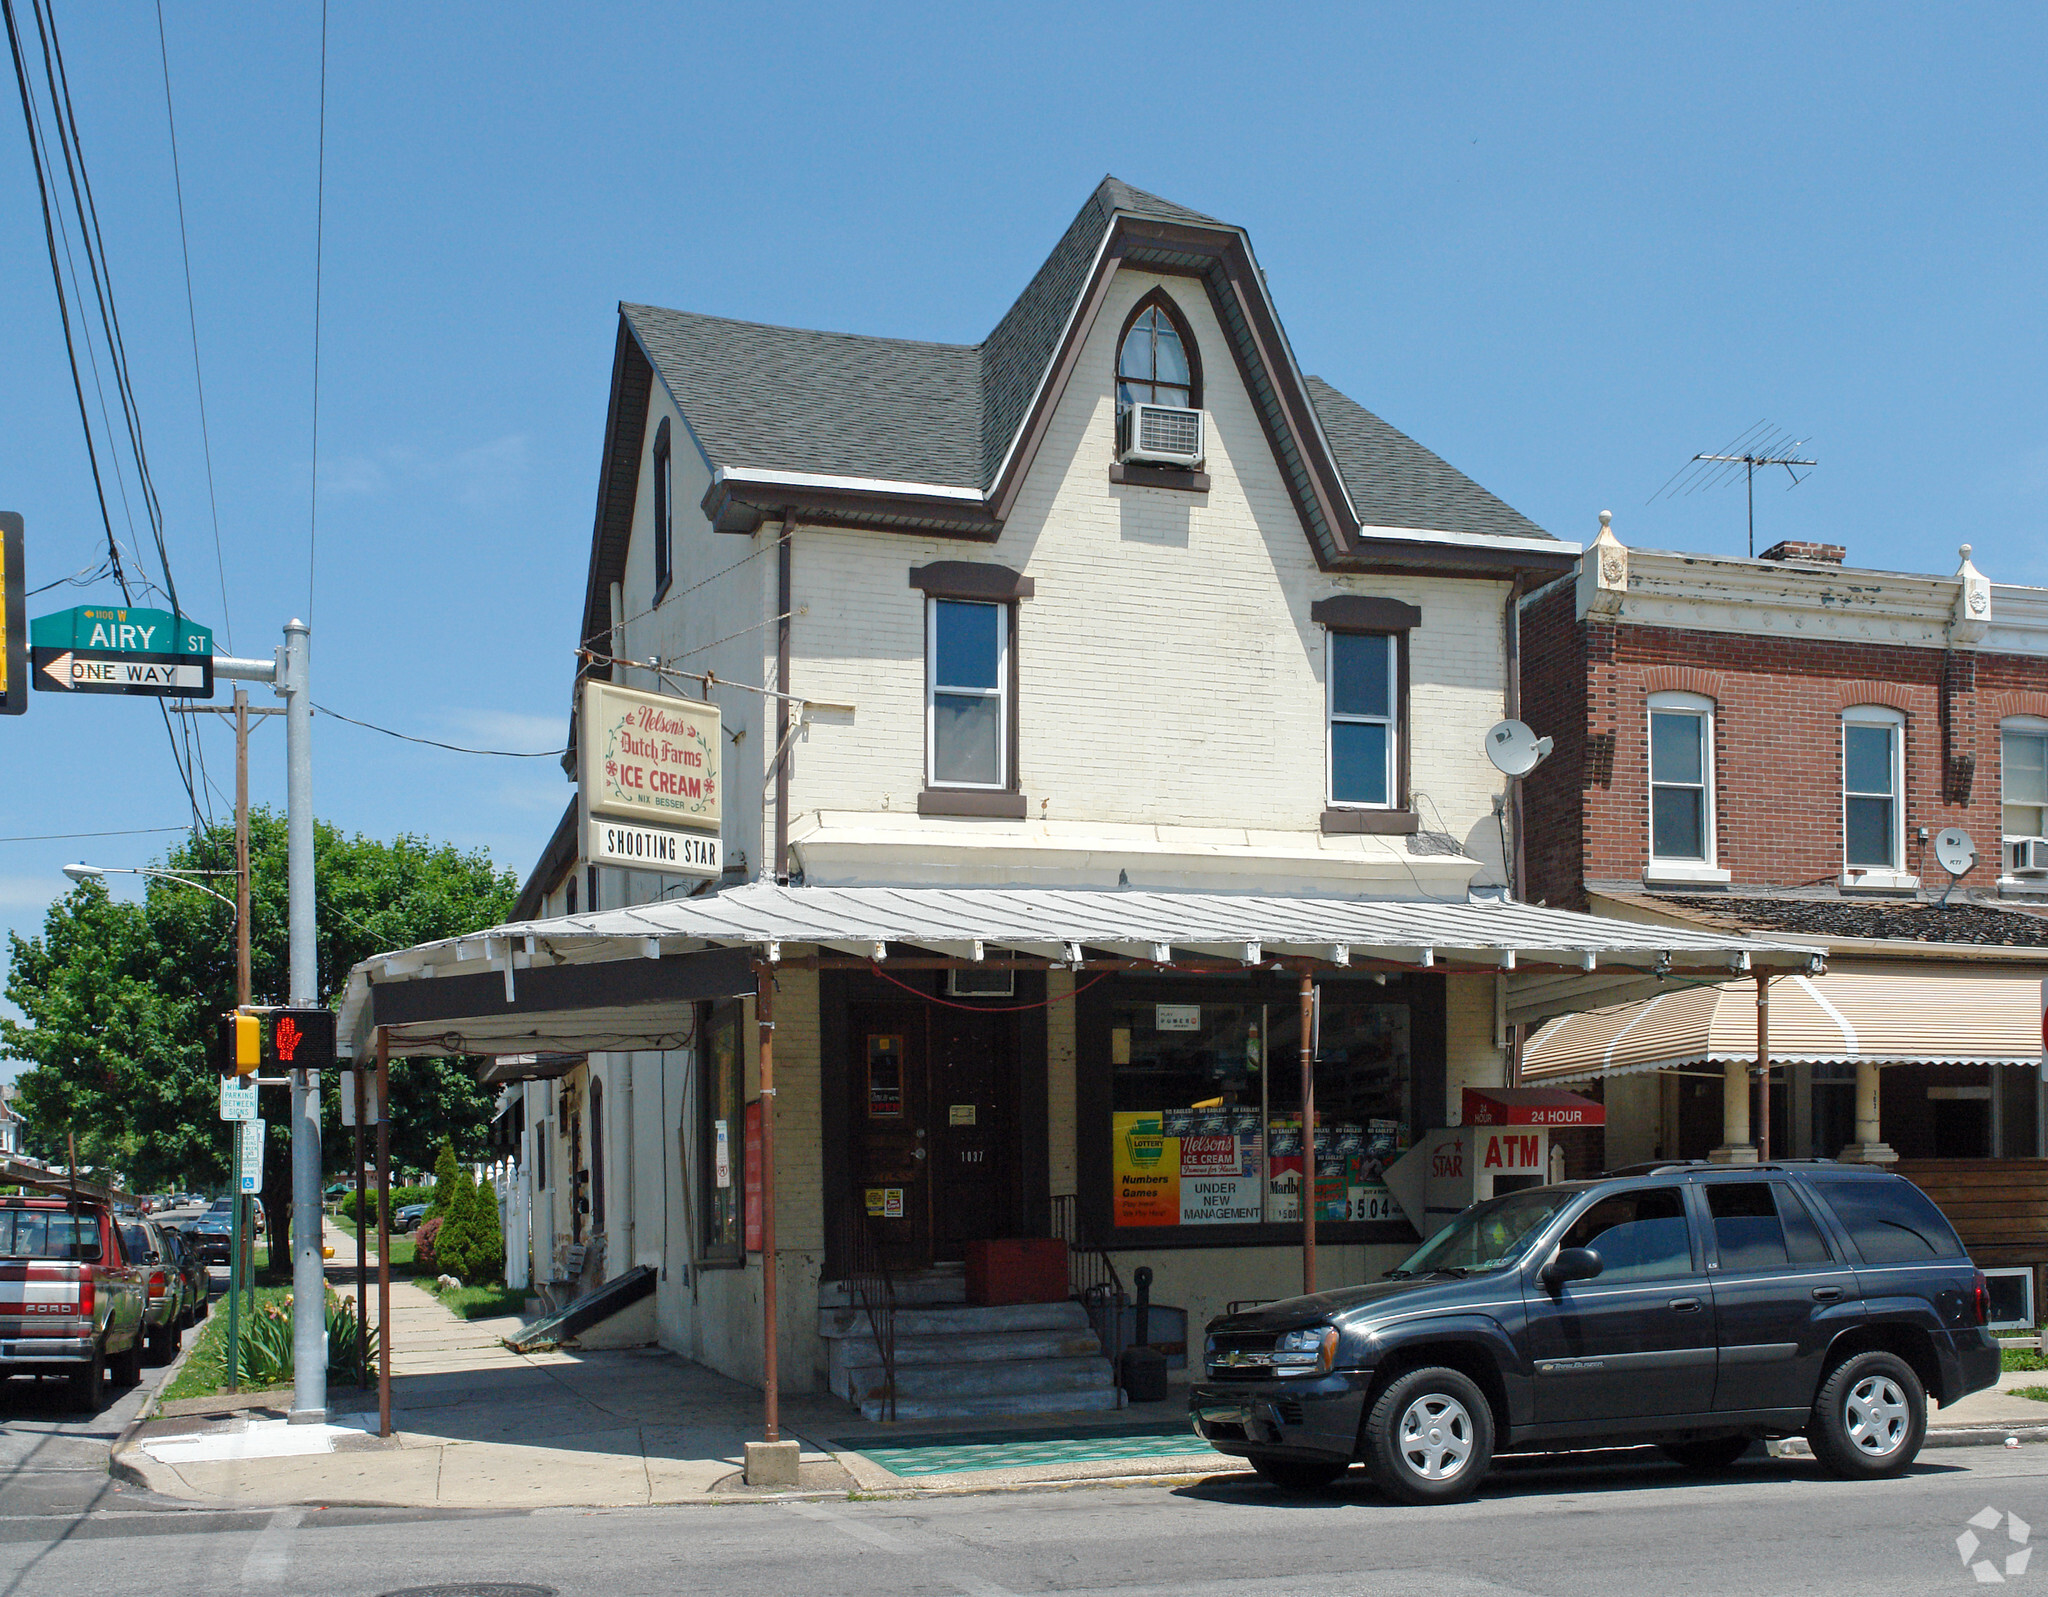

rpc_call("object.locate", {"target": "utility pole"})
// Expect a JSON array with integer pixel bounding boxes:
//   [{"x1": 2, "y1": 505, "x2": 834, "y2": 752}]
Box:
[
  {"x1": 281, "y1": 619, "x2": 324, "y2": 1423},
  {"x1": 206, "y1": 620, "x2": 324, "y2": 1422}
]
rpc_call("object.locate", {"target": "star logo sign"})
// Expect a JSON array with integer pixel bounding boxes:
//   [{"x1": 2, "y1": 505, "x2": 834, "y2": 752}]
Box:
[{"x1": 1958, "y1": 1506, "x2": 2032, "y2": 1583}]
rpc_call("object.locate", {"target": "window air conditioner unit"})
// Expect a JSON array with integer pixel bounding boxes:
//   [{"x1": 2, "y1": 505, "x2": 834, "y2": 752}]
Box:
[
  {"x1": 1118, "y1": 403, "x2": 1205, "y2": 468},
  {"x1": 2010, "y1": 837, "x2": 2048, "y2": 874}
]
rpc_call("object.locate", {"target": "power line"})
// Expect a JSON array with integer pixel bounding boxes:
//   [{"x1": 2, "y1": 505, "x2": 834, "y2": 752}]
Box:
[
  {"x1": 306, "y1": 0, "x2": 327, "y2": 626},
  {"x1": 312, "y1": 703, "x2": 567, "y2": 758},
  {"x1": 155, "y1": 0, "x2": 230, "y2": 654},
  {"x1": 0, "y1": 826, "x2": 191, "y2": 845}
]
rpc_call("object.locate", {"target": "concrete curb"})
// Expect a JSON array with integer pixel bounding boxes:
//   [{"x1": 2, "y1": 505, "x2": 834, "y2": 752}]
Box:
[{"x1": 1925, "y1": 1425, "x2": 2048, "y2": 1449}]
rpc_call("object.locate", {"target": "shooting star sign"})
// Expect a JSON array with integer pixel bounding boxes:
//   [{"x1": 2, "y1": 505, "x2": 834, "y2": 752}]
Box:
[{"x1": 30, "y1": 605, "x2": 214, "y2": 699}]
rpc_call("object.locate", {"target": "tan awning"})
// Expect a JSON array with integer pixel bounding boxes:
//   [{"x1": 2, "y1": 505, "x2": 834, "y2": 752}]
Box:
[{"x1": 1522, "y1": 963, "x2": 2048, "y2": 1082}]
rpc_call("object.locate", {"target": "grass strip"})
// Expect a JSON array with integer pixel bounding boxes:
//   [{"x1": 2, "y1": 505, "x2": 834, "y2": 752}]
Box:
[{"x1": 160, "y1": 1285, "x2": 293, "y2": 1403}]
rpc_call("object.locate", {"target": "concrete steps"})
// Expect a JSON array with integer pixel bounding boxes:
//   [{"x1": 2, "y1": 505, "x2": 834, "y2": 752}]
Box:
[{"x1": 818, "y1": 1277, "x2": 1117, "y2": 1423}]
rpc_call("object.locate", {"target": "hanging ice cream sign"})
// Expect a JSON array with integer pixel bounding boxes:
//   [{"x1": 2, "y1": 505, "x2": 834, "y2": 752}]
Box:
[{"x1": 578, "y1": 680, "x2": 723, "y2": 878}]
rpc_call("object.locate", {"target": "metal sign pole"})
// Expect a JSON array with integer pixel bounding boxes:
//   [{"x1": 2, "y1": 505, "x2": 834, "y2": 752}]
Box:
[{"x1": 226, "y1": 1184, "x2": 242, "y2": 1392}]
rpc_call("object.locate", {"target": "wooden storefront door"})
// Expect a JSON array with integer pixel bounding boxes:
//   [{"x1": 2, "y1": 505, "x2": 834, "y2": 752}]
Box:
[
  {"x1": 930, "y1": 1005, "x2": 1019, "y2": 1256},
  {"x1": 851, "y1": 1005, "x2": 932, "y2": 1270},
  {"x1": 848, "y1": 1000, "x2": 1024, "y2": 1269}
]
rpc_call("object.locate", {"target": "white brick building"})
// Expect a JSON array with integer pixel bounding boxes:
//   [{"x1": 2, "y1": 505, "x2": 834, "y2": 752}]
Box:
[{"x1": 341, "y1": 182, "x2": 1800, "y2": 1418}]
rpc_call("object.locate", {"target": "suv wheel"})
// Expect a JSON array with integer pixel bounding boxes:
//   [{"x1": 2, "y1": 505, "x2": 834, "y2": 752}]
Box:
[
  {"x1": 1659, "y1": 1436, "x2": 1752, "y2": 1471},
  {"x1": 1808, "y1": 1351, "x2": 1925, "y2": 1478},
  {"x1": 1246, "y1": 1453, "x2": 1347, "y2": 1491},
  {"x1": 1363, "y1": 1366, "x2": 1494, "y2": 1504}
]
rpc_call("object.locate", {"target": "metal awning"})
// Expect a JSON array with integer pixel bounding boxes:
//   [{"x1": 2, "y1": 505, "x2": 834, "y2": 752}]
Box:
[
  {"x1": 1523, "y1": 962, "x2": 2048, "y2": 1082},
  {"x1": 336, "y1": 881, "x2": 1822, "y2": 1059}
]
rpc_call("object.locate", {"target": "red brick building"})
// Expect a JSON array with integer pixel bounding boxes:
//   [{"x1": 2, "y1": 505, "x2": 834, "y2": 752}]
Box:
[{"x1": 1516, "y1": 517, "x2": 2048, "y2": 1318}]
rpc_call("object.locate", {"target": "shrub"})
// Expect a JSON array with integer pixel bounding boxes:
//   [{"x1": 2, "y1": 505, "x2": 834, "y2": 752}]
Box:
[
  {"x1": 414, "y1": 1215, "x2": 444, "y2": 1271},
  {"x1": 339, "y1": 1184, "x2": 431, "y2": 1226},
  {"x1": 429, "y1": 1140, "x2": 460, "y2": 1216},
  {"x1": 434, "y1": 1166, "x2": 501, "y2": 1283},
  {"x1": 226, "y1": 1289, "x2": 379, "y2": 1387}
]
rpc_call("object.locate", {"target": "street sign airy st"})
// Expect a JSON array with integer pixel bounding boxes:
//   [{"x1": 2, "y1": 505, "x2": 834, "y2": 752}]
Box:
[{"x1": 30, "y1": 604, "x2": 214, "y2": 699}]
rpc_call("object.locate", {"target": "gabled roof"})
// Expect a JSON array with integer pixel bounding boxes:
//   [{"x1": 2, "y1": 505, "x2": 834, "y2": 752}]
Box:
[{"x1": 583, "y1": 178, "x2": 1571, "y2": 661}]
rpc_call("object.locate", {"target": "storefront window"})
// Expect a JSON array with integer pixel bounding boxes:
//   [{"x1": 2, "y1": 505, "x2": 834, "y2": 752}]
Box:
[
  {"x1": 699, "y1": 1000, "x2": 744, "y2": 1262},
  {"x1": 1107, "y1": 989, "x2": 1412, "y2": 1232}
]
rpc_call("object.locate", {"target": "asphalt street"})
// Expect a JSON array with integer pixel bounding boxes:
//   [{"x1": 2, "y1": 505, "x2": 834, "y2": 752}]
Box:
[{"x1": 3, "y1": 1441, "x2": 2047, "y2": 1597}]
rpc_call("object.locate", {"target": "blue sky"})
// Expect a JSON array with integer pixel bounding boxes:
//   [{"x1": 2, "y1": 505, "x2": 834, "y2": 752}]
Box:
[{"x1": 3, "y1": 2, "x2": 2045, "y2": 1056}]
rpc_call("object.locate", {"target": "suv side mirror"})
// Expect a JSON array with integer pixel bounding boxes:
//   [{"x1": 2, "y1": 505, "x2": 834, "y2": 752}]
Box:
[{"x1": 1542, "y1": 1246, "x2": 1603, "y2": 1289}]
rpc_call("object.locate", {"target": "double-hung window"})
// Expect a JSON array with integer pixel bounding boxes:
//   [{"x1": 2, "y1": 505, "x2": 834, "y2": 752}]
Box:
[
  {"x1": 2002, "y1": 719, "x2": 2048, "y2": 842},
  {"x1": 1327, "y1": 631, "x2": 1397, "y2": 808},
  {"x1": 1647, "y1": 691, "x2": 1717, "y2": 872},
  {"x1": 1842, "y1": 707, "x2": 1905, "y2": 872},
  {"x1": 927, "y1": 599, "x2": 1008, "y2": 789}
]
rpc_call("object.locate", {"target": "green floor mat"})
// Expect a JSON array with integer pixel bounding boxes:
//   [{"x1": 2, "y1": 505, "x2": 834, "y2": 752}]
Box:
[{"x1": 844, "y1": 1420, "x2": 1225, "y2": 1477}]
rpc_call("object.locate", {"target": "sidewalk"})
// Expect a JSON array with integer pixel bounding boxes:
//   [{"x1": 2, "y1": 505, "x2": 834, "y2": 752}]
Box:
[{"x1": 115, "y1": 1227, "x2": 1240, "y2": 1507}]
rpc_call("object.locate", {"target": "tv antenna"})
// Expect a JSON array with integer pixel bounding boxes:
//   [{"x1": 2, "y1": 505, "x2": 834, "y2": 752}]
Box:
[{"x1": 1650, "y1": 420, "x2": 1817, "y2": 557}]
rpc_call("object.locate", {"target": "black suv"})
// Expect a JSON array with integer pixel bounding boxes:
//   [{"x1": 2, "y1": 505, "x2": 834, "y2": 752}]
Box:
[{"x1": 1190, "y1": 1162, "x2": 1999, "y2": 1502}]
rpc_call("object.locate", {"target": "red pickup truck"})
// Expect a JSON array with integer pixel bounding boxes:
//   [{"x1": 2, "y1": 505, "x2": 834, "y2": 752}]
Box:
[{"x1": 0, "y1": 1195, "x2": 146, "y2": 1409}]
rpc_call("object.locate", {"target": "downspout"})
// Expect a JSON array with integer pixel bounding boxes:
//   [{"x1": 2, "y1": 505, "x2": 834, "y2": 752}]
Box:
[
  {"x1": 774, "y1": 515, "x2": 794, "y2": 883},
  {"x1": 1503, "y1": 575, "x2": 1526, "y2": 1089}
]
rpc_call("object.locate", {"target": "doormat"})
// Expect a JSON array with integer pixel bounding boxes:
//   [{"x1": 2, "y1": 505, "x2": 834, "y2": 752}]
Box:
[{"x1": 840, "y1": 1421, "x2": 1224, "y2": 1478}]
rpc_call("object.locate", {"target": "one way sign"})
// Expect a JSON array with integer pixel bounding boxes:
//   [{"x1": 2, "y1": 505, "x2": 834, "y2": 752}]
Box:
[{"x1": 32, "y1": 646, "x2": 213, "y2": 698}]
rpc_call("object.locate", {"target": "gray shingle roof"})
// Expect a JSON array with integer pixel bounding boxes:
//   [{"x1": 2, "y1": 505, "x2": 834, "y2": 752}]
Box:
[
  {"x1": 622, "y1": 175, "x2": 1551, "y2": 546},
  {"x1": 1305, "y1": 377, "x2": 1550, "y2": 543}
]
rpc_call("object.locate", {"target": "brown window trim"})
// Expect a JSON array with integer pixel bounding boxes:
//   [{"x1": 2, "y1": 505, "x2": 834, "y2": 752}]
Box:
[
  {"x1": 918, "y1": 789, "x2": 1029, "y2": 820},
  {"x1": 909, "y1": 561, "x2": 1035, "y2": 602},
  {"x1": 651, "y1": 417, "x2": 674, "y2": 604},
  {"x1": 1319, "y1": 620, "x2": 1413, "y2": 816},
  {"x1": 1311, "y1": 595, "x2": 1421, "y2": 632},
  {"x1": 1321, "y1": 808, "x2": 1419, "y2": 835},
  {"x1": 1115, "y1": 287, "x2": 1204, "y2": 411},
  {"x1": 1109, "y1": 462, "x2": 1211, "y2": 493}
]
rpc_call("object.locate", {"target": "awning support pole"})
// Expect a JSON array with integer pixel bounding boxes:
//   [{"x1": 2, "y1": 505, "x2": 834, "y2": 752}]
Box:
[
  {"x1": 376, "y1": 1026, "x2": 393, "y2": 1438},
  {"x1": 1756, "y1": 973, "x2": 1770, "y2": 1162},
  {"x1": 1299, "y1": 968, "x2": 1316, "y2": 1296},
  {"x1": 756, "y1": 962, "x2": 780, "y2": 1443}
]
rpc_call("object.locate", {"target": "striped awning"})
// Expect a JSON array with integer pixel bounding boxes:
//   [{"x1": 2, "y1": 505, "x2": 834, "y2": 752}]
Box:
[{"x1": 1521, "y1": 963, "x2": 2048, "y2": 1082}]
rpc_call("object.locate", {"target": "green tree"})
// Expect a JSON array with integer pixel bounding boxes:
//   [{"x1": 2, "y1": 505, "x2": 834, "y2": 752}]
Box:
[
  {"x1": 2, "y1": 811, "x2": 517, "y2": 1267},
  {"x1": 429, "y1": 1139, "x2": 460, "y2": 1217}
]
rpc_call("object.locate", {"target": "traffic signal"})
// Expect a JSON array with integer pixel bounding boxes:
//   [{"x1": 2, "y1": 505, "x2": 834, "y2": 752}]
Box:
[
  {"x1": 217, "y1": 1006, "x2": 337, "y2": 1078},
  {"x1": 1, "y1": 512, "x2": 24, "y2": 716},
  {"x1": 233, "y1": 1012, "x2": 261, "y2": 1076}
]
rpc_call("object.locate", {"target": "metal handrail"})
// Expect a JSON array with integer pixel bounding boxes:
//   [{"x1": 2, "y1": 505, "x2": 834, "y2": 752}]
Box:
[
  {"x1": 1049, "y1": 1194, "x2": 1128, "y2": 1378},
  {"x1": 831, "y1": 1204, "x2": 898, "y2": 1422}
]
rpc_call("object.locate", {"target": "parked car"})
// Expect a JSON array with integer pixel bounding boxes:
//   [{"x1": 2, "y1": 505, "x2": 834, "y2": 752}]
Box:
[
  {"x1": 392, "y1": 1202, "x2": 429, "y2": 1234},
  {"x1": 161, "y1": 1226, "x2": 210, "y2": 1327},
  {"x1": 119, "y1": 1219, "x2": 186, "y2": 1364},
  {"x1": 1, "y1": 1195, "x2": 146, "y2": 1409},
  {"x1": 1190, "y1": 1161, "x2": 2000, "y2": 1502},
  {"x1": 185, "y1": 1212, "x2": 234, "y2": 1267}
]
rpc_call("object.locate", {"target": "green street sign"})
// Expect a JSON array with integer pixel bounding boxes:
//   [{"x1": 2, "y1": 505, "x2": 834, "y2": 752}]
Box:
[{"x1": 30, "y1": 604, "x2": 214, "y2": 699}]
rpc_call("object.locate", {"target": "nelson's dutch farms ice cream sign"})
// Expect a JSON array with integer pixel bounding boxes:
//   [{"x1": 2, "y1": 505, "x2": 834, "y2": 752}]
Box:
[{"x1": 577, "y1": 681, "x2": 723, "y2": 877}]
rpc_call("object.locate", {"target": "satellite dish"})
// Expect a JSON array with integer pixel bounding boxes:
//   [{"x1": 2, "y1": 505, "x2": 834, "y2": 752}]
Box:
[
  {"x1": 1485, "y1": 719, "x2": 1554, "y2": 778},
  {"x1": 1934, "y1": 827, "x2": 1976, "y2": 878}
]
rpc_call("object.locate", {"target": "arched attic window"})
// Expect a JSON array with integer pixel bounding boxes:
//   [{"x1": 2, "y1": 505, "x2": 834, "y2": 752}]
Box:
[{"x1": 1116, "y1": 291, "x2": 1201, "y2": 413}]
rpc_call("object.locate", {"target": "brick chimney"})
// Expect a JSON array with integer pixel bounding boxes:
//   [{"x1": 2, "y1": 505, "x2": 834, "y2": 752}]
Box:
[{"x1": 1758, "y1": 539, "x2": 1846, "y2": 565}]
